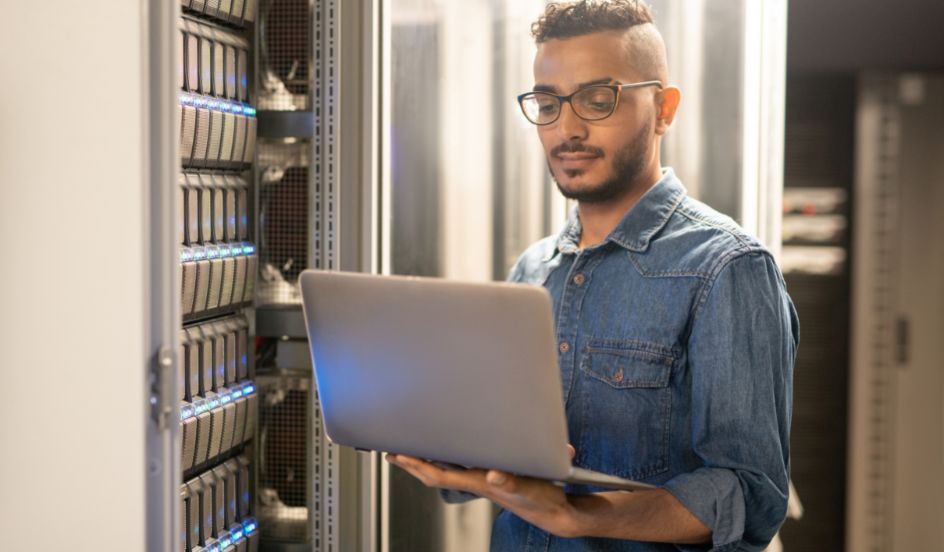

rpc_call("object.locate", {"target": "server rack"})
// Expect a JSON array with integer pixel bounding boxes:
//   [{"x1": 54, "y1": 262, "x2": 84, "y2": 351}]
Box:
[
  {"x1": 147, "y1": 1, "x2": 380, "y2": 551},
  {"x1": 174, "y1": 2, "x2": 261, "y2": 551}
]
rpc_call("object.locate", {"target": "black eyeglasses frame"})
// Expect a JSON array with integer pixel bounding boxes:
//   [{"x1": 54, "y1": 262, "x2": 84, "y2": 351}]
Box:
[{"x1": 516, "y1": 80, "x2": 664, "y2": 125}]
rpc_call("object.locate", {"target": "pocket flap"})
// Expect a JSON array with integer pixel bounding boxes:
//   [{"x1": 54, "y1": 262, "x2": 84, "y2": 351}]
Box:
[{"x1": 580, "y1": 343, "x2": 674, "y2": 389}]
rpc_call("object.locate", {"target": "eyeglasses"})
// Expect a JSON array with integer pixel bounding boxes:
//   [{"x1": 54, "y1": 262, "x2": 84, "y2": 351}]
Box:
[{"x1": 517, "y1": 81, "x2": 663, "y2": 125}]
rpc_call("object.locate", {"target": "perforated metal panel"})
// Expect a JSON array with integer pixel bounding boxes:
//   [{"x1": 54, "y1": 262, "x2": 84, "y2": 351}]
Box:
[
  {"x1": 257, "y1": 373, "x2": 312, "y2": 542},
  {"x1": 258, "y1": 0, "x2": 312, "y2": 110},
  {"x1": 251, "y1": 0, "x2": 373, "y2": 549},
  {"x1": 256, "y1": 139, "x2": 316, "y2": 305}
]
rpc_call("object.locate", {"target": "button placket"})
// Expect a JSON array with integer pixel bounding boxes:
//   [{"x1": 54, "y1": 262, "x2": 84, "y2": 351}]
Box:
[
  {"x1": 559, "y1": 250, "x2": 607, "y2": 405},
  {"x1": 556, "y1": 250, "x2": 600, "y2": 405},
  {"x1": 552, "y1": 253, "x2": 581, "y2": 405}
]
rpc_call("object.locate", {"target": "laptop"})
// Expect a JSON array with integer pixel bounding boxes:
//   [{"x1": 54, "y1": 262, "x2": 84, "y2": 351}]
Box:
[{"x1": 299, "y1": 269, "x2": 656, "y2": 492}]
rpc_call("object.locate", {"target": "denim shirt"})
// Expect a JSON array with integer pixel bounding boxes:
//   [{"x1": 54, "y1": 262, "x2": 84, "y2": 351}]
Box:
[{"x1": 476, "y1": 169, "x2": 799, "y2": 551}]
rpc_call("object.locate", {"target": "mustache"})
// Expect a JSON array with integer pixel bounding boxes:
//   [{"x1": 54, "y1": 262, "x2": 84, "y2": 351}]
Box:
[{"x1": 551, "y1": 142, "x2": 604, "y2": 158}]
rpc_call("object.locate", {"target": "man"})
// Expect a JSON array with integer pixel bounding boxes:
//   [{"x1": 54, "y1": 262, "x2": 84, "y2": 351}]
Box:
[{"x1": 385, "y1": 1, "x2": 799, "y2": 550}]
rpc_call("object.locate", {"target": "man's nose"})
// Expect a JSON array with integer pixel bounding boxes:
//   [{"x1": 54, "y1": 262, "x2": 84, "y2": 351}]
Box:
[{"x1": 556, "y1": 101, "x2": 588, "y2": 142}]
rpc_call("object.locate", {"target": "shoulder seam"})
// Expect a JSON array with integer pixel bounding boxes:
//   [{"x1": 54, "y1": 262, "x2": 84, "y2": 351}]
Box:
[
  {"x1": 674, "y1": 202, "x2": 754, "y2": 249},
  {"x1": 684, "y1": 247, "x2": 771, "y2": 343}
]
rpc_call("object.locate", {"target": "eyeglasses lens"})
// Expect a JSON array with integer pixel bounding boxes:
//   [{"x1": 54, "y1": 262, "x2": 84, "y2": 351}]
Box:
[
  {"x1": 521, "y1": 93, "x2": 560, "y2": 125},
  {"x1": 573, "y1": 86, "x2": 617, "y2": 120}
]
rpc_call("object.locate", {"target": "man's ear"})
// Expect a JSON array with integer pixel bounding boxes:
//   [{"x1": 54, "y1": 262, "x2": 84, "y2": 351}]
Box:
[{"x1": 654, "y1": 86, "x2": 681, "y2": 136}]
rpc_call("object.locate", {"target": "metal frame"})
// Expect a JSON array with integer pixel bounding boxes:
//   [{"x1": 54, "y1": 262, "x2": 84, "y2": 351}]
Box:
[
  {"x1": 378, "y1": 0, "x2": 393, "y2": 546},
  {"x1": 847, "y1": 74, "x2": 902, "y2": 552},
  {"x1": 312, "y1": 0, "x2": 383, "y2": 549},
  {"x1": 145, "y1": 0, "x2": 183, "y2": 551}
]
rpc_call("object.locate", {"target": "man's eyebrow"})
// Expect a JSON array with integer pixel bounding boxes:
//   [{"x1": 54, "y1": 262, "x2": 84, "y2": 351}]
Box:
[{"x1": 532, "y1": 77, "x2": 615, "y2": 94}]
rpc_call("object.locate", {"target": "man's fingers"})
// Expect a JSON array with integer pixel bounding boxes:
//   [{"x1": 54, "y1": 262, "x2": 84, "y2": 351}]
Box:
[
  {"x1": 566, "y1": 444, "x2": 576, "y2": 460},
  {"x1": 388, "y1": 454, "x2": 440, "y2": 481},
  {"x1": 386, "y1": 454, "x2": 486, "y2": 492}
]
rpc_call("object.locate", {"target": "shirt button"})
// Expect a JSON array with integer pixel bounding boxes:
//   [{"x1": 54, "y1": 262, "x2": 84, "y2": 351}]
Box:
[
  {"x1": 573, "y1": 273, "x2": 585, "y2": 286},
  {"x1": 559, "y1": 342, "x2": 570, "y2": 354}
]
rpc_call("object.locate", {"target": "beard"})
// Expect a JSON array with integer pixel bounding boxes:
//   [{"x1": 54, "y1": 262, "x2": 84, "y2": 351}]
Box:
[{"x1": 549, "y1": 119, "x2": 653, "y2": 204}]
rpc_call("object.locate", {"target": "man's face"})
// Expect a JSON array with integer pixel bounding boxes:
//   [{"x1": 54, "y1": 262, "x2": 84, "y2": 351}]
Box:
[{"x1": 533, "y1": 31, "x2": 660, "y2": 203}]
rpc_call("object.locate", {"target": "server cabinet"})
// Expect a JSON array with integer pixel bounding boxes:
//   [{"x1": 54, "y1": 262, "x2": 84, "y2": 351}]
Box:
[
  {"x1": 173, "y1": 3, "x2": 261, "y2": 552},
  {"x1": 847, "y1": 73, "x2": 944, "y2": 552},
  {"x1": 252, "y1": 1, "x2": 379, "y2": 550},
  {"x1": 151, "y1": 1, "x2": 381, "y2": 551}
]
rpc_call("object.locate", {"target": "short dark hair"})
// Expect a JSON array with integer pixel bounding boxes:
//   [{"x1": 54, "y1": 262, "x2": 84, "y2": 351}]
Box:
[{"x1": 531, "y1": 0, "x2": 655, "y2": 44}]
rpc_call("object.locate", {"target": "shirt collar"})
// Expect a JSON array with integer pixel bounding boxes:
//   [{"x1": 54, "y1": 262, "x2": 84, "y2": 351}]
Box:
[{"x1": 552, "y1": 168, "x2": 687, "y2": 259}]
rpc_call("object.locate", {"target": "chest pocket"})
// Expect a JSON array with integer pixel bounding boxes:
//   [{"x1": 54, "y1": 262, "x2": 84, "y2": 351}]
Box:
[{"x1": 575, "y1": 339, "x2": 676, "y2": 480}]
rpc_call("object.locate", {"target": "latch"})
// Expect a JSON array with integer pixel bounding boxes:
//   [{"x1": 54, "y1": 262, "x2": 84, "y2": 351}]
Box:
[
  {"x1": 895, "y1": 316, "x2": 910, "y2": 366},
  {"x1": 151, "y1": 347, "x2": 176, "y2": 430}
]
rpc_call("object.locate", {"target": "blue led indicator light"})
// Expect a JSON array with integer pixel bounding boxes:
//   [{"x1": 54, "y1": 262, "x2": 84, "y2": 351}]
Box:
[
  {"x1": 207, "y1": 248, "x2": 219, "y2": 259},
  {"x1": 220, "y1": 393, "x2": 231, "y2": 405},
  {"x1": 243, "y1": 518, "x2": 257, "y2": 533},
  {"x1": 193, "y1": 248, "x2": 207, "y2": 260},
  {"x1": 231, "y1": 389, "x2": 243, "y2": 399},
  {"x1": 194, "y1": 97, "x2": 208, "y2": 108},
  {"x1": 243, "y1": 384, "x2": 255, "y2": 395},
  {"x1": 180, "y1": 94, "x2": 194, "y2": 106},
  {"x1": 180, "y1": 249, "x2": 193, "y2": 262},
  {"x1": 243, "y1": 106, "x2": 256, "y2": 116},
  {"x1": 232, "y1": 105, "x2": 244, "y2": 114},
  {"x1": 231, "y1": 527, "x2": 244, "y2": 540},
  {"x1": 207, "y1": 544, "x2": 221, "y2": 552},
  {"x1": 221, "y1": 102, "x2": 232, "y2": 113}
]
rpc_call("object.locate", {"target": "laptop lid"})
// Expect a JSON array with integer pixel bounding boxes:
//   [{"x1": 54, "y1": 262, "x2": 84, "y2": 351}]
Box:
[{"x1": 299, "y1": 269, "x2": 573, "y2": 480}]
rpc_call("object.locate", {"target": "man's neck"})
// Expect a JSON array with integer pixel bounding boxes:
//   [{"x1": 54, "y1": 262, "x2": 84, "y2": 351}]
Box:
[{"x1": 577, "y1": 167, "x2": 663, "y2": 249}]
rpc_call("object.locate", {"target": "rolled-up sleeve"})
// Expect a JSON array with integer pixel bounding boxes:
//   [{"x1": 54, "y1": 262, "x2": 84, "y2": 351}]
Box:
[{"x1": 663, "y1": 251, "x2": 799, "y2": 551}]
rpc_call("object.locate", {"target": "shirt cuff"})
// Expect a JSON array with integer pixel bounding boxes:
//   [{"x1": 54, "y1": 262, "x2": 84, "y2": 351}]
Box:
[{"x1": 662, "y1": 468, "x2": 746, "y2": 551}]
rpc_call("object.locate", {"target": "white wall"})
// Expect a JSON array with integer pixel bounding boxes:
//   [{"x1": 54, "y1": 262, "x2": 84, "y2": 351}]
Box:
[{"x1": 0, "y1": 3, "x2": 147, "y2": 550}]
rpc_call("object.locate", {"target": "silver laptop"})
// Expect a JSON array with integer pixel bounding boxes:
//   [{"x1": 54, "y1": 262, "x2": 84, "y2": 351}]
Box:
[{"x1": 299, "y1": 269, "x2": 655, "y2": 492}]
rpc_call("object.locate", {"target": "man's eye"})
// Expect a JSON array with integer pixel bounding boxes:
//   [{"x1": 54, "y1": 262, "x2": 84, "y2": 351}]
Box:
[
  {"x1": 538, "y1": 103, "x2": 558, "y2": 114},
  {"x1": 580, "y1": 94, "x2": 615, "y2": 111}
]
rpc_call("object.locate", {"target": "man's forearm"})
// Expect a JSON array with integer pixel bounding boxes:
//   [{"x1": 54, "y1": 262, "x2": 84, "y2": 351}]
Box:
[{"x1": 568, "y1": 489, "x2": 712, "y2": 544}]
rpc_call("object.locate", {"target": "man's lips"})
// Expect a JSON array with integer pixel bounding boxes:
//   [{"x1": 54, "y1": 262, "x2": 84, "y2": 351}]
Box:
[
  {"x1": 556, "y1": 152, "x2": 601, "y2": 170},
  {"x1": 557, "y1": 152, "x2": 600, "y2": 160}
]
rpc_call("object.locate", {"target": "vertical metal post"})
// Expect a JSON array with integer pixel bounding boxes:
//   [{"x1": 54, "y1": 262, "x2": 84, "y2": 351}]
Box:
[
  {"x1": 311, "y1": 0, "x2": 382, "y2": 549},
  {"x1": 847, "y1": 74, "x2": 902, "y2": 552},
  {"x1": 145, "y1": 0, "x2": 183, "y2": 551}
]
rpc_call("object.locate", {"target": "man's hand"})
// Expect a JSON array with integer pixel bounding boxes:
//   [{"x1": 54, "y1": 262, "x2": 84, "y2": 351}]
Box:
[{"x1": 385, "y1": 445, "x2": 583, "y2": 538}]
